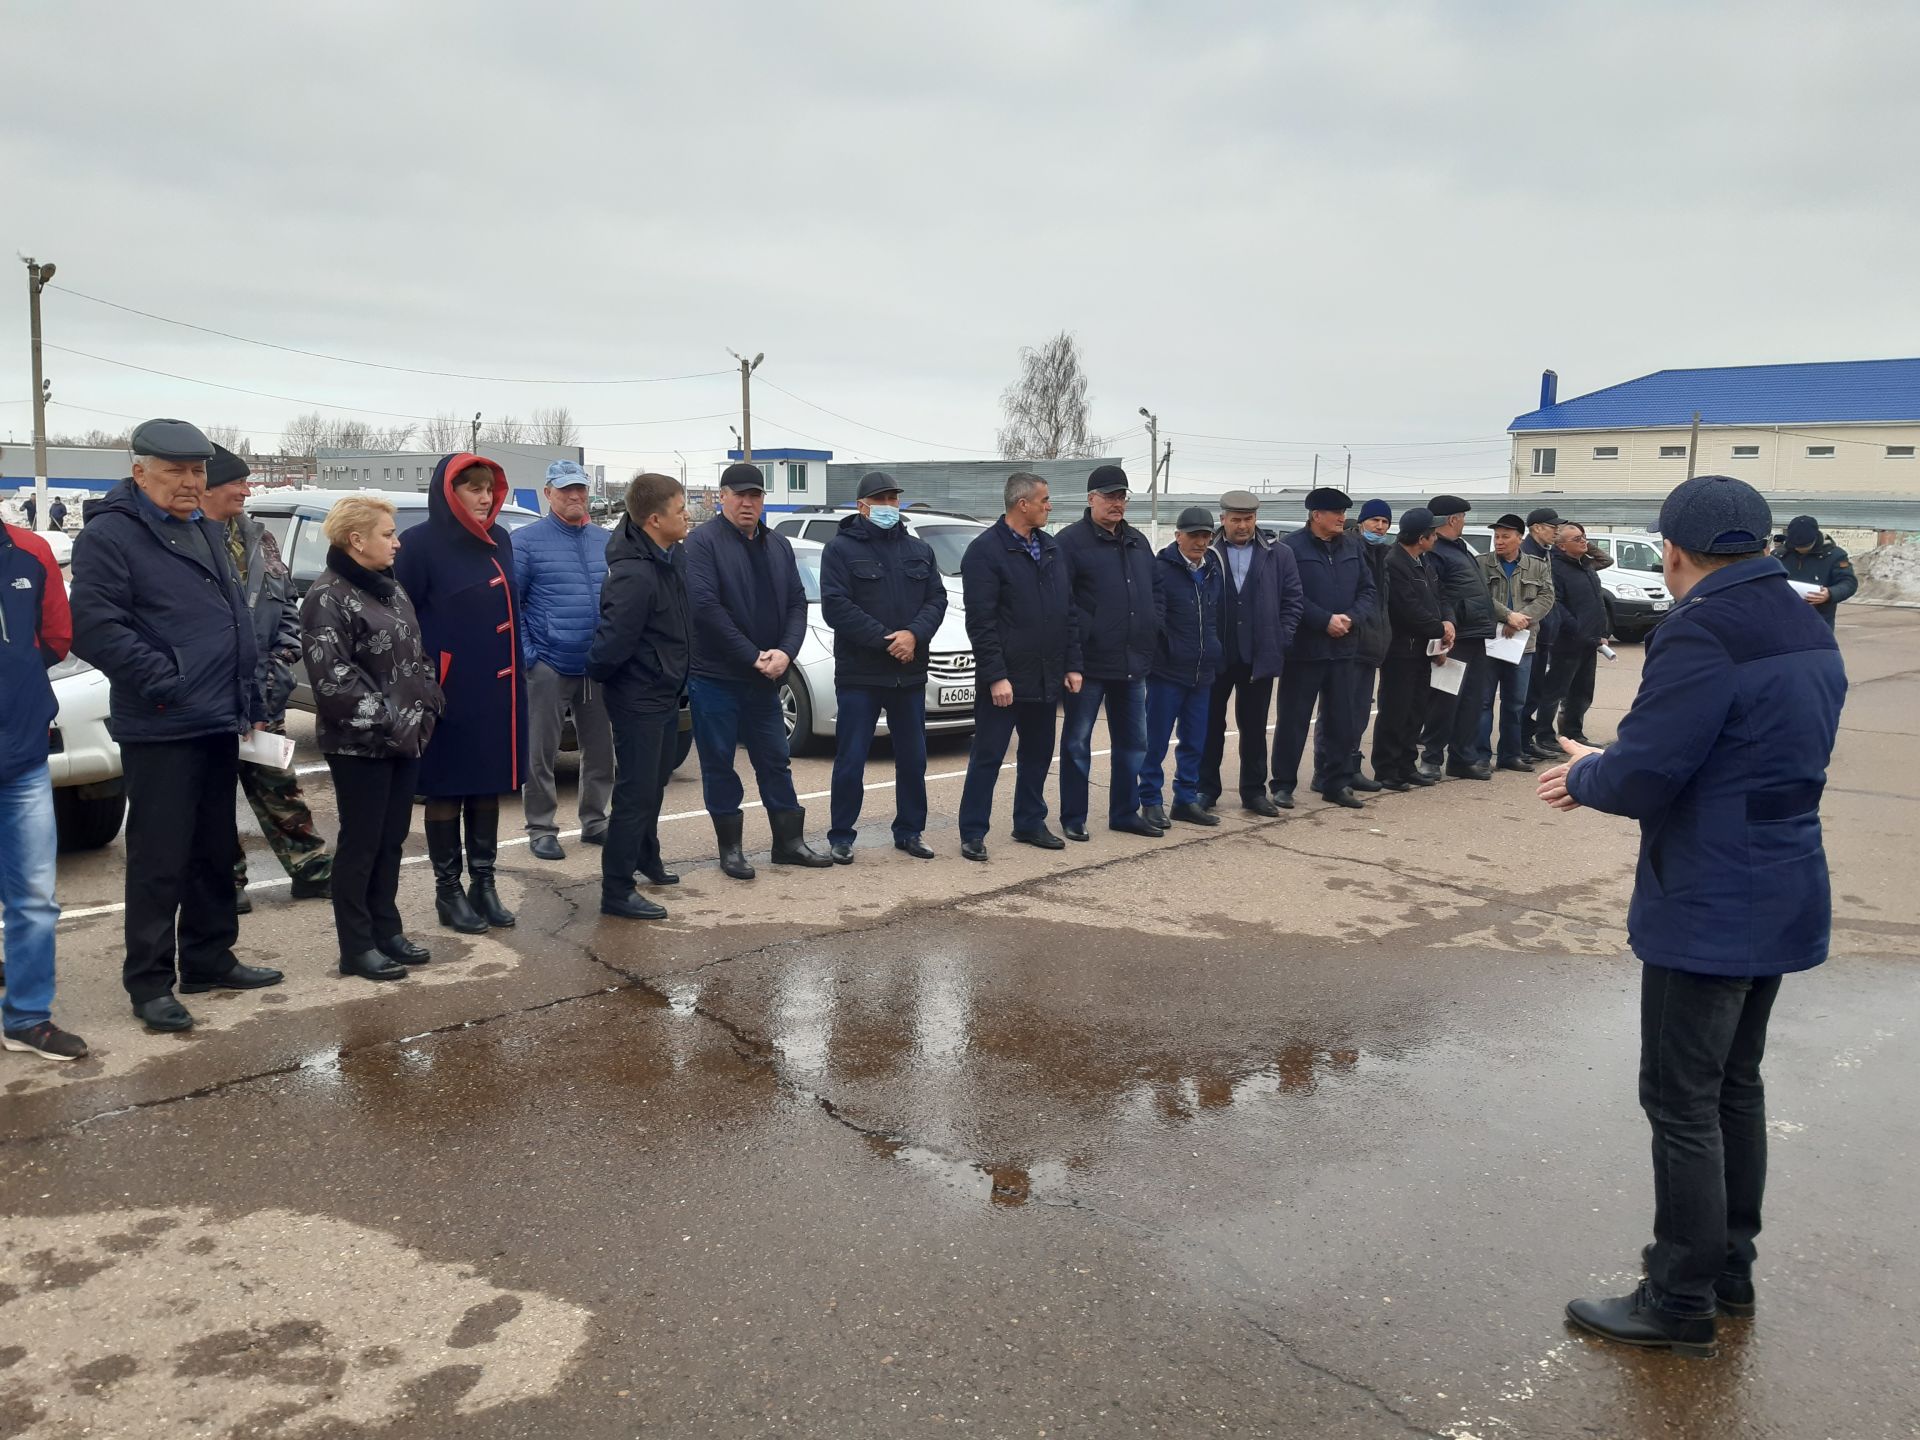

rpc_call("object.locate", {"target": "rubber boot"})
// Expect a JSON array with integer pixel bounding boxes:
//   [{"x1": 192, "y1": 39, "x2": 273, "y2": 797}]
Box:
[
  {"x1": 769, "y1": 807, "x2": 833, "y2": 868},
  {"x1": 463, "y1": 796, "x2": 517, "y2": 928},
  {"x1": 428, "y1": 818, "x2": 488, "y2": 934},
  {"x1": 714, "y1": 812, "x2": 755, "y2": 881}
]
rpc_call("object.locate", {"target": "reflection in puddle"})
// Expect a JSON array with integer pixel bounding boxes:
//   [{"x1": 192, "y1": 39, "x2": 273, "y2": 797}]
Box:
[
  {"x1": 771, "y1": 961, "x2": 836, "y2": 1077},
  {"x1": 865, "y1": 1134, "x2": 1058, "y2": 1209}
]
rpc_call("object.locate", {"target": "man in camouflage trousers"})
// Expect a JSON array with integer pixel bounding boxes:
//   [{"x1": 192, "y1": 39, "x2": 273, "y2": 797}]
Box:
[{"x1": 200, "y1": 448, "x2": 332, "y2": 911}]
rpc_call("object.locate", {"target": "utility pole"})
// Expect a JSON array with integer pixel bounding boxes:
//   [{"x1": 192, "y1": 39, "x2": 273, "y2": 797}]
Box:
[
  {"x1": 1343, "y1": 445, "x2": 1352, "y2": 491},
  {"x1": 1138, "y1": 407, "x2": 1158, "y2": 541},
  {"x1": 471, "y1": 412, "x2": 482, "y2": 452},
  {"x1": 1311, "y1": 453, "x2": 1319, "y2": 488},
  {"x1": 24, "y1": 257, "x2": 55, "y2": 533},
  {"x1": 674, "y1": 450, "x2": 688, "y2": 488},
  {"x1": 1685, "y1": 411, "x2": 1701, "y2": 480},
  {"x1": 728, "y1": 349, "x2": 764, "y2": 461}
]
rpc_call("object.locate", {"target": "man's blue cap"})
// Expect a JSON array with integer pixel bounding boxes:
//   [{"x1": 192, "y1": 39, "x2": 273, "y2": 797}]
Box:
[
  {"x1": 1658, "y1": 474, "x2": 1772, "y2": 555},
  {"x1": 546, "y1": 459, "x2": 590, "y2": 487},
  {"x1": 1358, "y1": 498, "x2": 1392, "y2": 523},
  {"x1": 130, "y1": 418, "x2": 213, "y2": 460}
]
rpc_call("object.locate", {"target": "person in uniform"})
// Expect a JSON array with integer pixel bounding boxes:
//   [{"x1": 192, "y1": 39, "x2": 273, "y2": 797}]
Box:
[
  {"x1": 1055, "y1": 465, "x2": 1159, "y2": 840},
  {"x1": 1274, "y1": 487, "x2": 1376, "y2": 809},
  {"x1": 1542, "y1": 474, "x2": 1846, "y2": 1356},
  {"x1": 198, "y1": 445, "x2": 333, "y2": 911},
  {"x1": 69, "y1": 419, "x2": 284, "y2": 1031},
  {"x1": 1199, "y1": 491, "x2": 1303, "y2": 815},
  {"x1": 681, "y1": 462, "x2": 832, "y2": 878},
  {"x1": 1371, "y1": 507, "x2": 1451, "y2": 790},
  {"x1": 1475, "y1": 513, "x2": 1556, "y2": 773},
  {"x1": 819, "y1": 471, "x2": 948, "y2": 862},
  {"x1": 1140, "y1": 507, "x2": 1225, "y2": 828},
  {"x1": 956, "y1": 472, "x2": 1075, "y2": 861},
  {"x1": 1417, "y1": 495, "x2": 1496, "y2": 781},
  {"x1": 1775, "y1": 515, "x2": 1857, "y2": 629}
]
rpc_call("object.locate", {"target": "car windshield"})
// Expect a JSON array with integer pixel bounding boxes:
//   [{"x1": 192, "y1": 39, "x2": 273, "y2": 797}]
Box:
[
  {"x1": 1612, "y1": 538, "x2": 1662, "y2": 573},
  {"x1": 914, "y1": 525, "x2": 980, "y2": 576},
  {"x1": 793, "y1": 551, "x2": 823, "y2": 603}
]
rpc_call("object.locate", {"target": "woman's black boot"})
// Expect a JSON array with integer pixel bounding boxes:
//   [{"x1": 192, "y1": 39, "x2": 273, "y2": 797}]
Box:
[
  {"x1": 428, "y1": 817, "x2": 488, "y2": 934},
  {"x1": 463, "y1": 796, "x2": 517, "y2": 928}
]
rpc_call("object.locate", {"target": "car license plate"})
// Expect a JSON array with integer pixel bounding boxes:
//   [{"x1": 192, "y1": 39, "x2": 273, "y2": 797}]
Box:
[
  {"x1": 1652, "y1": 600, "x2": 1670, "y2": 611},
  {"x1": 938, "y1": 685, "x2": 974, "y2": 707}
]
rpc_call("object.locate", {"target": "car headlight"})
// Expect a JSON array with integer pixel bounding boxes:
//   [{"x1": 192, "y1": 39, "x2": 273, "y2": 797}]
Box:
[
  {"x1": 1612, "y1": 584, "x2": 1647, "y2": 601},
  {"x1": 48, "y1": 655, "x2": 94, "y2": 682}
]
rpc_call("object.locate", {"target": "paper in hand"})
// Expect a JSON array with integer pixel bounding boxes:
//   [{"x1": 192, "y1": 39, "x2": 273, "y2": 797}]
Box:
[
  {"x1": 238, "y1": 728, "x2": 296, "y2": 770},
  {"x1": 1428, "y1": 658, "x2": 1469, "y2": 695},
  {"x1": 1485, "y1": 630, "x2": 1528, "y2": 664}
]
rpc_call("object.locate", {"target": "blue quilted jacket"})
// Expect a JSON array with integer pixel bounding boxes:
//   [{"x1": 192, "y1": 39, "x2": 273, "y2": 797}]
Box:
[{"x1": 512, "y1": 510, "x2": 610, "y2": 677}]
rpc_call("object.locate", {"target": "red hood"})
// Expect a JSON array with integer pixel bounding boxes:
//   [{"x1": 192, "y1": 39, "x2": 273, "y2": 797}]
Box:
[{"x1": 436, "y1": 452, "x2": 509, "y2": 546}]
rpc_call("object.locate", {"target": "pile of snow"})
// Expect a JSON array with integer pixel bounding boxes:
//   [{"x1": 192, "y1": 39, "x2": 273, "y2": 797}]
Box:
[{"x1": 1852, "y1": 541, "x2": 1920, "y2": 603}]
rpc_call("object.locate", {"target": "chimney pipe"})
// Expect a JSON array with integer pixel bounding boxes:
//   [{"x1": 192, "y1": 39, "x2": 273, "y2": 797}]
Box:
[{"x1": 1539, "y1": 369, "x2": 1559, "y2": 409}]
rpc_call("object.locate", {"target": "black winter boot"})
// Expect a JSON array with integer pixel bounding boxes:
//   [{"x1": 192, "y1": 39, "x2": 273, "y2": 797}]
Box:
[
  {"x1": 463, "y1": 797, "x2": 516, "y2": 928},
  {"x1": 714, "y1": 812, "x2": 755, "y2": 881},
  {"x1": 768, "y1": 808, "x2": 833, "y2": 868},
  {"x1": 427, "y1": 818, "x2": 488, "y2": 934}
]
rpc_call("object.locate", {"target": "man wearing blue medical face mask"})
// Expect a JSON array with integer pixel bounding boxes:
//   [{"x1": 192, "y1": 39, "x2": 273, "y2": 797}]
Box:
[{"x1": 818, "y1": 472, "x2": 949, "y2": 862}]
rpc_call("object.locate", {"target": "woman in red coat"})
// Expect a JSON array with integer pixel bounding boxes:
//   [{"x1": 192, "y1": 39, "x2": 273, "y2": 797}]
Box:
[{"x1": 392, "y1": 454, "x2": 529, "y2": 933}]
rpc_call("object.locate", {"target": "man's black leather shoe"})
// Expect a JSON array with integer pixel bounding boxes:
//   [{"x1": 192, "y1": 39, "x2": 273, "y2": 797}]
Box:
[
  {"x1": 1563, "y1": 732, "x2": 1594, "y2": 746},
  {"x1": 1062, "y1": 824, "x2": 1090, "y2": 843},
  {"x1": 894, "y1": 836, "x2": 935, "y2": 859},
  {"x1": 1170, "y1": 801, "x2": 1220, "y2": 827},
  {"x1": 638, "y1": 863, "x2": 680, "y2": 886},
  {"x1": 1415, "y1": 760, "x2": 1445, "y2": 783},
  {"x1": 1497, "y1": 757, "x2": 1535, "y2": 773},
  {"x1": 1641, "y1": 1245, "x2": 1756, "y2": 1318},
  {"x1": 1141, "y1": 804, "x2": 1170, "y2": 831},
  {"x1": 960, "y1": 839, "x2": 989, "y2": 862},
  {"x1": 1242, "y1": 793, "x2": 1280, "y2": 817},
  {"x1": 133, "y1": 995, "x2": 194, "y2": 1031},
  {"x1": 1323, "y1": 786, "x2": 1365, "y2": 809},
  {"x1": 580, "y1": 830, "x2": 606, "y2": 846},
  {"x1": 179, "y1": 963, "x2": 283, "y2": 994},
  {"x1": 1405, "y1": 770, "x2": 1440, "y2": 787},
  {"x1": 1446, "y1": 762, "x2": 1494, "y2": 781},
  {"x1": 341, "y1": 949, "x2": 408, "y2": 982},
  {"x1": 1377, "y1": 777, "x2": 1412, "y2": 792},
  {"x1": 1527, "y1": 740, "x2": 1562, "y2": 761},
  {"x1": 529, "y1": 834, "x2": 566, "y2": 862},
  {"x1": 601, "y1": 891, "x2": 668, "y2": 920},
  {"x1": 1013, "y1": 827, "x2": 1065, "y2": 850},
  {"x1": 1270, "y1": 787, "x2": 1296, "y2": 810},
  {"x1": 290, "y1": 874, "x2": 332, "y2": 900},
  {"x1": 829, "y1": 842, "x2": 855, "y2": 865},
  {"x1": 1348, "y1": 774, "x2": 1383, "y2": 793},
  {"x1": 1196, "y1": 792, "x2": 1219, "y2": 811},
  {"x1": 1566, "y1": 1283, "x2": 1716, "y2": 1357},
  {"x1": 378, "y1": 934, "x2": 431, "y2": 965},
  {"x1": 1110, "y1": 815, "x2": 1162, "y2": 838},
  {"x1": 234, "y1": 887, "x2": 253, "y2": 915}
]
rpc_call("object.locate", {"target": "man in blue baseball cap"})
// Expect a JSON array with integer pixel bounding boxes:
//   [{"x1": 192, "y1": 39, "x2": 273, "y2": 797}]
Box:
[{"x1": 1539, "y1": 474, "x2": 1846, "y2": 1357}]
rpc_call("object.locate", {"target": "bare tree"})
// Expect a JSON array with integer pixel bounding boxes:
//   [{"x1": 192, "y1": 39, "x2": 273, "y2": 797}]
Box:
[
  {"x1": 49, "y1": 427, "x2": 131, "y2": 449},
  {"x1": 281, "y1": 412, "x2": 416, "y2": 457},
  {"x1": 997, "y1": 330, "x2": 1106, "y2": 461},
  {"x1": 532, "y1": 405, "x2": 580, "y2": 447},
  {"x1": 422, "y1": 412, "x2": 468, "y2": 452},
  {"x1": 281, "y1": 411, "x2": 329, "y2": 458},
  {"x1": 483, "y1": 415, "x2": 526, "y2": 445},
  {"x1": 204, "y1": 423, "x2": 250, "y2": 455}
]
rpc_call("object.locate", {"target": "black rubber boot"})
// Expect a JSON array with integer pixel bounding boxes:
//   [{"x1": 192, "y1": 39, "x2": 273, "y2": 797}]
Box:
[
  {"x1": 463, "y1": 797, "x2": 516, "y2": 928},
  {"x1": 714, "y1": 812, "x2": 755, "y2": 881},
  {"x1": 768, "y1": 807, "x2": 833, "y2": 868},
  {"x1": 428, "y1": 817, "x2": 488, "y2": 934}
]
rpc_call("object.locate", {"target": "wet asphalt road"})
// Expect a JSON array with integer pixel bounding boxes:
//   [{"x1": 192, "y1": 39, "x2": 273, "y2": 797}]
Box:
[{"x1": 5, "y1": 611, "x2": 1918, "y2": 1438}]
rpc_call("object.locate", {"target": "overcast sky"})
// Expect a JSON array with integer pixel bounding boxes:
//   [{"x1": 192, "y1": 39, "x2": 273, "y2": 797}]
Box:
[{"x1": 5, "y1": 0, "x2": 1916, "y2": 496}]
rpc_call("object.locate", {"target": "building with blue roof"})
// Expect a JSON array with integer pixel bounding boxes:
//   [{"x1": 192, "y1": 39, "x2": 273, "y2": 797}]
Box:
[{"x1": 1507, "y1": 359, "x2": 1920, "y2": 495}]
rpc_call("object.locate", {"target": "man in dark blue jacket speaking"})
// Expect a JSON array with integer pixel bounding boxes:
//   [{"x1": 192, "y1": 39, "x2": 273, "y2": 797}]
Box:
[
  {"x1": 1274, "y1": 488, "x2": 1376, "y2": 809},
  {"x1": 1540, "y1": 474, "x2": 1846, "y2": 1358},
  {"x1": 682, "y1": 462, "x2": 832, "y2": 877},
  {"x1": 819, "y1": 472, "x2": 948, "y2": 862},
  {"x1": 69, "y1": 418, "x2": 283, "y2": 1032}
]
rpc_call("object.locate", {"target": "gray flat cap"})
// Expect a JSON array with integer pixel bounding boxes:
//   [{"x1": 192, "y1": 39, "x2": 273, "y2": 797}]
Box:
[
  {"x1": 1219, "y1": 490, "x2": 1261, "y2": 513},
  {"x1": 131, "y1": 418, "x2": 214, "y2": 460}
]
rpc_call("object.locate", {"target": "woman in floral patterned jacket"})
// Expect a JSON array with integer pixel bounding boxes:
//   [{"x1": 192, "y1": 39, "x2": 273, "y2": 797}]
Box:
[{"x1": 298, "y1": 495, "x2": 445, "y2": 982}]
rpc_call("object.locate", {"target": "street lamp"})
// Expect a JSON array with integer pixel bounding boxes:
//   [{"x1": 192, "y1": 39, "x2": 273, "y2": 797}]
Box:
[
  {"x1": 1138, "y1": 406, "x2": 1159, "y2": 540},
  {"x1": 726, "y1": 349, "x2": 764, "y2": 460},
  {"x1": 23, "y1": 257, "x2": 56, "y2": 532},
  {"x1": 471, "y1": 412, "x2": 483, "y2": 452}
]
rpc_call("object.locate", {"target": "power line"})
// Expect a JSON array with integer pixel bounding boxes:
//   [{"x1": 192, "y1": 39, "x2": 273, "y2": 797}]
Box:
[
  {"x1": 754, "y1": 378, "x2": 1002, "y2": 453},
  {"x1": 1166, "y1": 429, "x2": 1508, "y2": 449}
]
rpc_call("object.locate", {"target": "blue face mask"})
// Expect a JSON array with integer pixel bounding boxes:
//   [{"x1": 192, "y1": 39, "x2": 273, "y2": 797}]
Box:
[
  {"x1": 867, "y1": 505, "x2": 901, "y2": 530},
  {"x1": 1362, "y1": 528, "x2": 1392, "y2": 545}
]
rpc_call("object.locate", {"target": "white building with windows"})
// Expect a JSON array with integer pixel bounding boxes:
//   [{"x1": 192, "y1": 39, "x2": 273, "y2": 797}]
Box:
[
  {"x1": 720, "y1": 447, "x2": 830, "y2": 510},
  {"x1": 1508, "y1": 359, "x2": 1920, "y2": 495}
]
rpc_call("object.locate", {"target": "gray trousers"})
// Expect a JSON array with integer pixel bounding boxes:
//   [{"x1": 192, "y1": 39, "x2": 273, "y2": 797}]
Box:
[{"x1": 525, "y1": 662, "x2": 614, "y2": 839}]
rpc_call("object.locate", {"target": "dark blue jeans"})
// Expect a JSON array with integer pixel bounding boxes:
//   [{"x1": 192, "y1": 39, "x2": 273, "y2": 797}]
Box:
[
  {"x1": 1059, "y1": 677, "x2": 1147, "y2": 827},
  {"x1": 688, "y1": 675, "x2": 800, "y2": 818},
  {"x1": 1141, "y1": 679, "x2": 1210, "y2": 807},
  {"x1": 1313, "y1": 662, "x2": 1377, "y2": 788},
  {"x1": 829, "y1": 685, "x2": 928, "y2": 847},
  {"x1": 602, "y1": 697, "x2": 678, "y2": 896},
  {"x1": 958, "y1": 698, "x2": 1057, "y2": 843},
  {"x1": 1640, "y1": 965, "x2": 1782, "y2": 1318},
  {"x1": 1477, "y1": 654, "x2": 1532, "y2": 764},
  {"x1": 1272, "y1": 658, "x2": 1358, "y2": 795}
]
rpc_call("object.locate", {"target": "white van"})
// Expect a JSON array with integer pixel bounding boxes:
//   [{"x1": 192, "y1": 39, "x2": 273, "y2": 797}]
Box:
[{"x1": 1459, "y1": 526, "x2": 1671, "y2": 641}]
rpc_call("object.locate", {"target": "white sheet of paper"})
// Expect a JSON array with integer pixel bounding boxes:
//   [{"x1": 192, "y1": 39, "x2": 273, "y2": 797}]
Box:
[
  {"x1": 1787, "y1": 580, "x2": 1823, "y2": 597},
  {"x1": 1485, "y1": 630, "x2": 1528, "y2": 664},
  {"x1": 1428, "y1": 658, "x2": 1468, "y2": 695},
  {"x1": 237, "y1": 728, "x2": 296, "y2": 770},
  {"x1": 1426, "y1": 638, "x2": 1450, "y2": 657}
]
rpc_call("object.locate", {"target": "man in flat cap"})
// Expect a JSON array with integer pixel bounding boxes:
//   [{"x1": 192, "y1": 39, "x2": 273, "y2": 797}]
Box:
[
  {"x1": 1542, "y1": 474, "x2": 1845, "y2": 1357},
  {"x1": 1417, "y1": 495, "x2": 1497, "y2": 781},
  {"x1": 514, "y1": 458, "x2": 615, "y2": 862},
  {"x1": 1199, "y1": 491, "x2": 1303, "y2": 815},
  {"x1": 70, "y1": 420, "x2": 284, "y2": 1031},
  {"x1": 198, "y1": 444, "x2": 333, "y2": 910},
  {"x1": 1775, "y1": 515, "x2": 1856, "y2": 630},
  {"x1": 819, "y1": 471, "x2": 947, "y2": 861},
  {"x1": 1519, "y1": 507, "x2": 1563, "y2": 751},
  {"x1": 1475, "y1": 513, "x2": 1556, "y2": 773},
  {"x1": 1274, "y1": 487, "x2": 1376, "y2": 808},
  {"x1": 682, "y1": 461, "x2": 832, "y2": 877},
  {"x1": 1315, "y1": 497, "x2": 1395, "y2": 794},
  {"x1": 1372, "y1": 507, "x2": 1451, "y2": 789},
  {"x1": 1140, "y1": 507, "x2": 1225, "y2": 828},
  {"x1": 1055, "y1": 464, "x2": 1160, "y2": 840},
  {"x1": 1533, "y1": 522, "x2": 1609, "y2": 752}
]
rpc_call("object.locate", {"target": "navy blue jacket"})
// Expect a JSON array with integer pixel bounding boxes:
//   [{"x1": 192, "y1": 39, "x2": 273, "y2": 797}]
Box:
[
  {"x1": 1549, "y1": 549, "x2": 1608, "y2": 649},
  {"x1": 70, "y1": 478, "x2": 262, "y2": 743},
  {"x1": 960, "y1": 517, "x2": 1075, "y2": 703},
  {"x1": 587, "y1": 516, "x2": 689, "y2": 712},
  {"x1": 1384, "y1": 543, "x2": 1449, "y2": 659},
  {"x1": 1279, "y1": 526, "x2": 1377, "y2": 661},
  {"x1": 392, "y1": 454, "x2": 529, "y2": 797},
  {"x1": 1149, "y1": 544, "x2": 1223, "y2": 688},
  {"x1": 1211, "y1": 530, "x2": 1306, "y2": 680},
  {"x1": 1057, "y1": 514, "x2": 1156, "y2": 680},
  {"x1": 1, "y1": 524, "x2": 67, "y2": 784},
  {"x1": 1566, "y1": 557, "x2": 1846, "y2": 977},
  {"x1": 512, "y1": 509, "x2": 610, "y2": 677},
  {"x1": 1346, "y1": 522, "x2": 1393, "y2": 666},
  {"x1": 1428, "y1": 535, "x2": 1496, "y2": 640},
  {"x1": 681, "y1": 514, "x2": 808, "y2": 685},
  {"x1": 819, "y1": 513, "x2": 948, "y2": 688},
  {"x1": 1776, "y1": 535, "x2": 1858, "y2": 630}
]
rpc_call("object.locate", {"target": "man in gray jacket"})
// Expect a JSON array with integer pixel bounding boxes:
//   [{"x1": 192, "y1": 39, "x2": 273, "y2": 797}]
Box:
[{"x1": 1475, "y1": 513, "x2": 1556, "y2": 772}]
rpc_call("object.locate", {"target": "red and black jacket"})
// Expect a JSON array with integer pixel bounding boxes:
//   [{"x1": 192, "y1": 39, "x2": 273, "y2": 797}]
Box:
[{"x1": 1, "y1": 523, "x2": 71, "y2": 784}]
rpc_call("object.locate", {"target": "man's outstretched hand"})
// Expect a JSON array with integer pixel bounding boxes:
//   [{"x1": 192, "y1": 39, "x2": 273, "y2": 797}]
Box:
[{"x1": 1536, "y1": 737, "x2": 1602, "y2": 812}]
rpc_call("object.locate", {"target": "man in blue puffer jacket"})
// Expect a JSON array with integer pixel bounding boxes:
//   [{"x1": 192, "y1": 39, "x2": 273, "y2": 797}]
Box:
[
  {"x1": 513, "y1": 460, "x2": 613, "y2": 860},
  {"x1": 1140, "y1": 508, "x2": 1224, "y2": 831},
  {"x1": 1540, "y1": 474, "x2": 1846, "y2": 1358}
]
